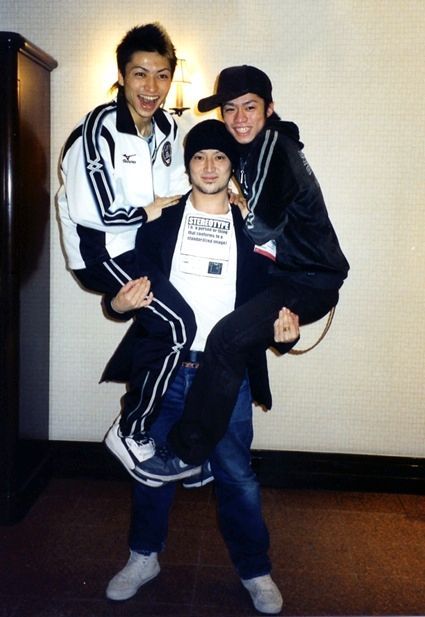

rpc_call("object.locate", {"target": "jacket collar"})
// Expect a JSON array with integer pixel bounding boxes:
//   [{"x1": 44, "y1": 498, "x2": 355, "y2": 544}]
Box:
[
  {"x1": 264, "y1": 117, "x2": 302, "y2": 147},
  {"x1": 115, "y1": 89, "x2": 173, "y2": 138}
]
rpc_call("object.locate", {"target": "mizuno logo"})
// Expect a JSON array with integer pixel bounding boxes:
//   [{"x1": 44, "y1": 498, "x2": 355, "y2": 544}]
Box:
[{"x1": 122, "y1": 153, "x2": 136, "y2": 164}]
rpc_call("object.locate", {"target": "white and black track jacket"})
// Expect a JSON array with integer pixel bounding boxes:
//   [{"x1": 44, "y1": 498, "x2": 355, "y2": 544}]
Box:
[{"x1": 57, "y1": 92, "x2": 189, "y2": 270}]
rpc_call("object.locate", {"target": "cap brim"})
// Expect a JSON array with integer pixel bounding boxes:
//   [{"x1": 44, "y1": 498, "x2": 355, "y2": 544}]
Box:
[
  {"x1": 197, "y1": 94, "x2": 224, "y2": 112},
  {"x1": 198, "y1": 89, "x2": 249, "y2": 112}
]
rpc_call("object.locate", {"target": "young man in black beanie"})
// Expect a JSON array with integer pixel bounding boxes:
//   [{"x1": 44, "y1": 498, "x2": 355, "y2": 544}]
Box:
[{"x1": 105, "y1": 119, "x2": 299, "y2": 614}]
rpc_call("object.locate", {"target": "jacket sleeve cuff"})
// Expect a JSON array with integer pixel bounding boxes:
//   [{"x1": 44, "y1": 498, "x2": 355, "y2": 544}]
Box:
[
  {"x1": 102, "y1": 295, "x2": 135, "y2": 322},
  {"x1": 271, "y1": 335, "x2": 300, "y2": 355}
]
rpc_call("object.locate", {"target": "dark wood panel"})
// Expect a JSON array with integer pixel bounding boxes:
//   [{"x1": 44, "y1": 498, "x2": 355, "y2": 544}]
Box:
[{"x1": 0, "y1": 32, "x2": 57, "y2": 524}]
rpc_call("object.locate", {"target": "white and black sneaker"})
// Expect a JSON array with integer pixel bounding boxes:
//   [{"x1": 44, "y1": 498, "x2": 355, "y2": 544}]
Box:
[
  {"x1": 182, "y1": 461, "x2": 214, "y2": 488},
  {"x1": 136, "y1": 444, "x2": 201, "y2": 482},
  {"x1": 104, "y1": 417, "x2": 163, "y2": 486}
]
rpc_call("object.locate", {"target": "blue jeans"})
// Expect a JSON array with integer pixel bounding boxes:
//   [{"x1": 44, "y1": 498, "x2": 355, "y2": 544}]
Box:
[
  {"x1": 129, "y1": 365, "x2": 271, "y2": 579},
  {"x1": 169, "y1": 277, "x2": 339, "y2": 464}
]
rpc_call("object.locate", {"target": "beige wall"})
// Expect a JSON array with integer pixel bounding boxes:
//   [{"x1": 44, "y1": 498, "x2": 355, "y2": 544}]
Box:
[{"x1": 2, "y1": 0, "x2": 424, "y2": 456}]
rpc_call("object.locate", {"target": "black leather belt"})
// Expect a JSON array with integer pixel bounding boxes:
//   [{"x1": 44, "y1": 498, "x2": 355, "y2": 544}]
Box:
[{"x1": 181, "y1": 350, "x2": 204, "y2": 368}]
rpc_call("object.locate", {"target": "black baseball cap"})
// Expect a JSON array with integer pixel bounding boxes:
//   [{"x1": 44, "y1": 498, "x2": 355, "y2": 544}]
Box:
[
  {"x1": 198, "y1": 65, "x2": 273, "y2": 112},
  {"x1": 184, "y1": 119, "x2": 239, "y2": 170}
]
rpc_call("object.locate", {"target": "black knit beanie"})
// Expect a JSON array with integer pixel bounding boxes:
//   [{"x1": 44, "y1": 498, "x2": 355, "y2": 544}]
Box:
[{"x1": 184, "y1": 119, "x2": 239, "y2": 171}]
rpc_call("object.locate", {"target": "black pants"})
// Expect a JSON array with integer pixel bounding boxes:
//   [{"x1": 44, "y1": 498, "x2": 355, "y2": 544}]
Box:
[
  {"x1": 74, "y1": 251, "x2": 196, "y2": 437},
  {"x1": 168, "y1": 276, "x2": 339, "y2": 464}
]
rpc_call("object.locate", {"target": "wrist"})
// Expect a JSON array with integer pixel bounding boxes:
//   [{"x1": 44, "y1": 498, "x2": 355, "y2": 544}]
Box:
[
  {"x1": 110, "y1": 297, "x2": 125, "y2": 314},
  {"x1": 145, "y1": 202, "x2": 162, "y2": 222}
]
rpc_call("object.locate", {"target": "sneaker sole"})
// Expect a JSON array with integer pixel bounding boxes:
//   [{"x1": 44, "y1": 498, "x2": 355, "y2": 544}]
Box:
[
  {"x1": 106, "y1": 562, "x2": 161, "y2": 601},
  {"x1": 182, "y1": 475, "x2": 215, "y2": 489},
  {"x1": 139, "y1": 464, "x2": 202, "y2": 482}
]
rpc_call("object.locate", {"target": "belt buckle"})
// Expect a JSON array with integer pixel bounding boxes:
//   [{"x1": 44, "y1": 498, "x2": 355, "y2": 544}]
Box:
[{"x1": 181, "y1": 361, "x2": 200, "y2": 369}]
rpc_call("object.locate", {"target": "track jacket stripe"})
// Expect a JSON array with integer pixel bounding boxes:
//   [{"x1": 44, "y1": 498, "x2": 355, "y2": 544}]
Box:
[
  {"x1": 102, "y1": 259, "x2": 133, "y2": 286},
  {"x1": 246, "y1": 129, "x2": 278, "y2": 231},
  {"x1": 82, "y1": 103, "x2": 146, "y2": 226}
]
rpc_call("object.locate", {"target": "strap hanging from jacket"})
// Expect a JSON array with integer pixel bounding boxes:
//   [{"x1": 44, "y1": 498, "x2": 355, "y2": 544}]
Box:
[{"x1": 288, "y1": 307, "x2": 336, "y2": 355}]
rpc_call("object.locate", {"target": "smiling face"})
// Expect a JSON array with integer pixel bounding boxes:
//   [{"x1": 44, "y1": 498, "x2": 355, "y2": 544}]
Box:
[
  {"x1": 118, "y1": 51, "x2": 172, "y2": 134},
  {"x1": 189, "y1": 150, "x2": 232, "y2": 197},
  {"x1": 222, "y1": 93, "x2": 274, "y2": 144}
]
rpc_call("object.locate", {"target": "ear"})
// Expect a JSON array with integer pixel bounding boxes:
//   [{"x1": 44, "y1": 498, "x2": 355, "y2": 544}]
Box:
[
  {"x1": 266, "y1": 102, "x2": 274, "y2": 118},
  {"x1": 118, "y1": 71, "x2": 125, "y2": 87}
]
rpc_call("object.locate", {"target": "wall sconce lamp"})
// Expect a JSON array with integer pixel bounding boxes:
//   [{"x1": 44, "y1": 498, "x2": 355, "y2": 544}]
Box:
[{"x1": 169, "y1": 58, "x2": 191, "y2": 116}]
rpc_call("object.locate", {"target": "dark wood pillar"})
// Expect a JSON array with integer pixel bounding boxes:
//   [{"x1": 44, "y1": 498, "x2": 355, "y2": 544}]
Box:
[{"x1": 0, "y1": 32, "x2": 57, "y2": 523}]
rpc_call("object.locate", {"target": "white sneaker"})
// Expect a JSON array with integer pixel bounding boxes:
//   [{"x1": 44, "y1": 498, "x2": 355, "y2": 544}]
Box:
[
  {"x1": 104, "y1": 417, "x2": 162, "y2": 485},
  {"x1": 106, "y1": 550, "x2": 160, "y2": 601},
  {"x1": 241, "y1": 574, "x2": 283, "y2": 614}
]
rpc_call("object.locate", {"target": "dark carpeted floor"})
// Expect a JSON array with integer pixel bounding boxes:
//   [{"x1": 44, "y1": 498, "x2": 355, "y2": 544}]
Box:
[{"x1": 1, "y1": 477, "x2": 425, "y2": 616}]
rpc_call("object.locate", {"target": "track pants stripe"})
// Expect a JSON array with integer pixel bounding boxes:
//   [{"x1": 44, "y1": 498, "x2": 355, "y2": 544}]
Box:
[{"x1": 125, "y1": 296, "x2": 188, "y2": 436}]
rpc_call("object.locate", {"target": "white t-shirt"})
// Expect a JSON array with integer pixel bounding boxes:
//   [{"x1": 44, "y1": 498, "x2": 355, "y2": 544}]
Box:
[{"x1": 170, "y1": 198, "x2": 237, "y2": 352}]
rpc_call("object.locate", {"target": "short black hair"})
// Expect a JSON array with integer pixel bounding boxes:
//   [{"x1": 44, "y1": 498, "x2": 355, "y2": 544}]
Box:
[{"x1": 116, "y1": 23, "x2": 177, "y2": 77}]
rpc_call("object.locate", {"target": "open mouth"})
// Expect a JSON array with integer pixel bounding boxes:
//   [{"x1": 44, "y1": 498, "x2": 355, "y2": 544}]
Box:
[
  {"x1": 138, "y1": 94, "x2": 160, "y2": 108},
  {"x1": 233, "y1": 126, "x2": 250, "y2": 135}
]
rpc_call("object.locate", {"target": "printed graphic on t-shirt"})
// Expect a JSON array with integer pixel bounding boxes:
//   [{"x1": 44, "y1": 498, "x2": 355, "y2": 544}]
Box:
[
  {"x1": 179, "y1": 214, "x2": 232, "y2": 277},
  {"x1": 170, "y1": 202, "x2": 237, "y2": 352}
]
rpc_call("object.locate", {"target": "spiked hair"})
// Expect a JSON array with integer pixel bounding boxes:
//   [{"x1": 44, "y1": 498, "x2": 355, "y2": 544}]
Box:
[{"x1": 116, "y1": 23, "x2": 177, "y2": 77}]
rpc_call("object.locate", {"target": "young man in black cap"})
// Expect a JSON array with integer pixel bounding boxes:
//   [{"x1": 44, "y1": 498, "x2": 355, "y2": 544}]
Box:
[
  {"x1": 104, "y1": 119, "x2": 299, "y2": 614},
  {"x1": 135, "y1": 65, "x2": 349, "y2": 479}
]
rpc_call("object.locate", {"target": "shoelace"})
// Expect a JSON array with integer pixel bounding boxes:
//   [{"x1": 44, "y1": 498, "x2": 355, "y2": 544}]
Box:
[
  {"x1": 155, "y1": 444, "x2": 174, "y2": 462},
  {"x1": 137, "y1": 436, "x2": 155, "y2": 448},
  {"x1": 131, "y1": 552, "x2": 151, "y2": 566},
  {"x1": 129, "y1": 434, "x2": 155, "y2": 449},
  {"x1": 119, "y1": 427, "x2": 155, "y2": 450}
]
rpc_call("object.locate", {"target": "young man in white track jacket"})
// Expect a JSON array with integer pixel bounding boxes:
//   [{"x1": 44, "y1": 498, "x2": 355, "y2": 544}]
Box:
[{"x1": 56, "y1": 24, "x2": 194, "y2": 478}]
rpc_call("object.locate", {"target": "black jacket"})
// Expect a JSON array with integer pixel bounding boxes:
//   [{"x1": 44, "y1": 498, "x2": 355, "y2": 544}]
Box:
[
  {"x1": 102, "y1": 193, "x2": 276, "y2": 408},
  {"x1": 238, "y1": 119, "x2": 349, "y2": 289}
]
